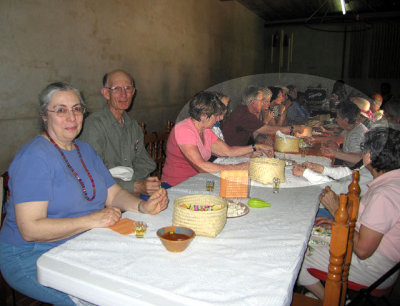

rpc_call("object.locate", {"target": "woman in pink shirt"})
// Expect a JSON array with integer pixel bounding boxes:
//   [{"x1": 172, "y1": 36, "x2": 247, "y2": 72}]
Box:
[
  {"x1": 162, "y1": 91, "x2": 274, "y2": 186},
  {"x1": 297, "y1": 127, "x2": 400, "y2": 300}
]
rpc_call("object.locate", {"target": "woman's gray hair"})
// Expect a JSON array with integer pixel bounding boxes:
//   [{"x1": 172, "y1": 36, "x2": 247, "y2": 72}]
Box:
[
  {"x1": 188, "y1": 91, "x2": 225, "y2": 121},
  {"x1": 361, "y1": 127, "x2": 400, "y2": 172},
  {"x1": 39, "y1": 82, "x2": 86, "y2": 131}
]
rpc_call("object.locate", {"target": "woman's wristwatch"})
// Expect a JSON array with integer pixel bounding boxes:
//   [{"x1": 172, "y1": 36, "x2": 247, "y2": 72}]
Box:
[
  {"x1": 252, "y1": 144, "x2": 257, "y2": 152},
  {"x1": 290, "y1": 126, "x2": 294, "y2": 136}
]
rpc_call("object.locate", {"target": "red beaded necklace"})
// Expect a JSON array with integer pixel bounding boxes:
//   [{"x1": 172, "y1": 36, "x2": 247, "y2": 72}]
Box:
[{"x1": 45, "y1": 131, "x2": 96, "y2": 201}]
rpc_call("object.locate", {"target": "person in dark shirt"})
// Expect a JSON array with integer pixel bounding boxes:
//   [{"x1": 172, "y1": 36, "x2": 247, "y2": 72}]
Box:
[{"x1": 222, "y1": 86, "x2": 304, "y2": 146}]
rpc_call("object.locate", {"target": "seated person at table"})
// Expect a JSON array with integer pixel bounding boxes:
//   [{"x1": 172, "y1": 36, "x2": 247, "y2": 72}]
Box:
[
  {"x1": 351, "y1": 96, "x2": 375, "y2": 129},
  {"x1": 286, "y1": 87, "x2": 310, "y2": 125},
  {"x1": 212, "y1": 92, "x2": 230, "y2": 141},
  {"x1": 0, "y1": 82, "x2": 168, "y2": 305},
  {"x1": 321, "y1": 101, "x2": 367, "y2": 168},
  {"x1": 80, "y1": 69, "x2": 160, "y2": 196},
  {"x1": 329, "y1": 80, "x2": 347, "y2": 117},
  {"x1": 222, "y1": 86, "x2": 304, "y2": 146},
  {"x1": 382, "y1": 98, "x2": 400, "y2": 130},
  {"x1": 297, "y1": 127, "x2": 400, "y2": 300},
  {"x1": 370, "y1": 93, "x2": 384, "y2": 121},
  {"x1": 263, "y1": 86, "x2": 291, "y2": 126},
  {"x1": 161, "y1": 91, "x2": 274, "y2": 186}
]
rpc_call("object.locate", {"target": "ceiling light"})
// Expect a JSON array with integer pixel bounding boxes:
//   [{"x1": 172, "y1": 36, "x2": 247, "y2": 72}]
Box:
[{"x1": 340, "y1": 0, "x2": 346, "y2": 15}]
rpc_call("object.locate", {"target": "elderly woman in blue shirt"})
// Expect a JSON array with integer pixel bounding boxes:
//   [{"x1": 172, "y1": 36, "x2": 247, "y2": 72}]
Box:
[{"x1": 0, "y1": 82, "x2": 168, "y2": 304}]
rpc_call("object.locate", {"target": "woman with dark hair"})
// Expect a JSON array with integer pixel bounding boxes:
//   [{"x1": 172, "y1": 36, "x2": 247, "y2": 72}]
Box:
[
  {"x1": 0, "y1": 82, "x2": 168, "y2": 304},
  {"x1": 297, "y1": 127, "x2": 400, "y2": 300},
  {"x1": 264, "y1": 86, "x2": 290, "y2": 126},
  {"x1": 161, "y1": 91, "x2": 274, "y2": 186}
]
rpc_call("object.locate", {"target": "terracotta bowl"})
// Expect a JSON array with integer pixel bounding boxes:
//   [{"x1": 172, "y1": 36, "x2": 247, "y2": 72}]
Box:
[{"x1": 157, "y1": 226, "x2": 195, "y2": 252}]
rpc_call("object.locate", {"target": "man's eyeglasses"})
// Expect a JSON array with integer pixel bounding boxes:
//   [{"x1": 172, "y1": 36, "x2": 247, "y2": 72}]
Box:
[
  {"x1": 47, "y1": 105, "x2": 86, "y2": 117},
  {"x1": 105, "y1": 85, "x2": 135, "y2": 95}
]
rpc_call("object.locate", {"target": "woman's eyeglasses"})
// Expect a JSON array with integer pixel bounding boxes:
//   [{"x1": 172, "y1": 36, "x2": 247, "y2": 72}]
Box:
[{"x1": 47, "y1": 105, "x2": 86, "y2": 117}]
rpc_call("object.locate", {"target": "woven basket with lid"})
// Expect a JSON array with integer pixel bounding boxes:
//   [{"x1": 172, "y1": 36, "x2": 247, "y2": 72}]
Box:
[
  {"x1": 249, "y1": 157, "x2": 285, "y2": 184},
  {"x1": 173, "y1": 195, "x2": 227, "y2": 238}
]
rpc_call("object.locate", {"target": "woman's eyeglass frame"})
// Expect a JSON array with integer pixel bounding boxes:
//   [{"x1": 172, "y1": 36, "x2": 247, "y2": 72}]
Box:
[{"x1": 47, "y1": 105, "x2": 86, "y2": 117}]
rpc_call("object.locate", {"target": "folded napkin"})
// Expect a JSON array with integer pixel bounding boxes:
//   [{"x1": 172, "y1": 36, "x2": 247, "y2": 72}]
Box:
[
  {"x1": 276, "y1": 130, "x2": 297, "y2": 143},
  {"x1": 109, "y1": 166, "x2": 134, "y2": 181},
  {"x1": 108, "y1": 218, "x2": 135, "y2": 235}
]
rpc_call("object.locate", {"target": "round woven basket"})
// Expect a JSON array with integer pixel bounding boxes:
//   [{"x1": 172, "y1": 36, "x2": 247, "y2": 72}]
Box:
[
  {"x1": 173, "y1": 195, "x2": 227, "y2": 238},
  {"x1": 249, "y1": 157, "x2": 285, "y2": 184},
  {"x1": 274, "y1": 135, "x2": 299, "y2": 153}
]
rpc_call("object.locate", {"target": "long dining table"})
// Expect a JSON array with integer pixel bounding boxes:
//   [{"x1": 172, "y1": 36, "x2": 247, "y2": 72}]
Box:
[{"x1": 37, "y1": 155, "x2": 343, "y2": 306}]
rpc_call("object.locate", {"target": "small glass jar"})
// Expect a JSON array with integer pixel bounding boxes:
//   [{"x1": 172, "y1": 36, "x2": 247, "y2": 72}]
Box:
[{"x1": 273, "y1": 177, "x2": 280, "y2": 193}]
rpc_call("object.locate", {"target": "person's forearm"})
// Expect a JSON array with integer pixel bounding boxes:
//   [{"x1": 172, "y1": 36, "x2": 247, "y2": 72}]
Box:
[
  {"x1": 254, "y1": 125, "x2": 291, "y2": 137},
  {"x1": 111, "y1": 187, "x2": 141, "y2": 212},
  {"x1": 303, "y1": 169, "x2": 332, "y2": 184},
  {"x1": 333, "y1": 151, "x2": 362, "y2": 165},
  {"x1": 21, "y1": 215, "x2": 96, "y2": 243},
  {"x1": 194, "y1": 160, "x2": 248, "y2": 173},
  {"x1": 322, "y1": 166, "x2": 352, "y2": 180},
  {"x1": 222, "y1": 145, "x2": 254, "y2": 157}
]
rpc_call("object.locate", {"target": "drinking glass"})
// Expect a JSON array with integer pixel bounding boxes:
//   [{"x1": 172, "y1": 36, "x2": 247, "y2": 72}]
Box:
[
  {"x1": 273, "y1": 177, "x2": 280, "y2": 193},
  {"x1": 135, "y1": 221, "x2": 147, "y2": 238},
  {"x1": 206, "y1": 180, "x2": 215, "y2": 192}
]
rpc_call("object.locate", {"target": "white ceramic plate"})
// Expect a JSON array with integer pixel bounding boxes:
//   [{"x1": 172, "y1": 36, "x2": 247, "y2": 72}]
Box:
[{"x1": 227, "y1": 200, "x2": 250, "y2": 218}]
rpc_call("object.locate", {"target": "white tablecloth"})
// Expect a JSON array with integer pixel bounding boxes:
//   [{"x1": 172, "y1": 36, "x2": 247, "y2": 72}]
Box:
[{"x1": 37, "y1": 173, "x2": 329, "y2": 306}]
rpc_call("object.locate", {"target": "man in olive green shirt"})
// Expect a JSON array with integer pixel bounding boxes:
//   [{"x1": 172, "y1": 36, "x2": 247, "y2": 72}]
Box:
[{"x1": 80, "y1": 69, "x2": 160, "y2": 195}]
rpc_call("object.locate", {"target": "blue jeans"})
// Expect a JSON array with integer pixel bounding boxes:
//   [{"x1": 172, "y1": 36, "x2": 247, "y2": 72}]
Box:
[{"x1": 0, "y1": 241, "x2": 74, "y2": 305}]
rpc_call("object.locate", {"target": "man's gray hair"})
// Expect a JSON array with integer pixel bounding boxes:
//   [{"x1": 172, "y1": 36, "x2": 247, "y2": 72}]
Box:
[
  {"x1": 242, "y1": 86, "x2": 261, "y2": 105},
  {"x1": 259, "y1": 87, "x2": 272, "y2": 99}
]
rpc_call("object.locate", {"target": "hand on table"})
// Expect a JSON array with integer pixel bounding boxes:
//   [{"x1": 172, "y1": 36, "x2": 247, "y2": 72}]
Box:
[
  {"x1": 314, "y1": 217, "x2": 333, "y2": 229},
  {"x1": 141, "y1": 188, "x2": 169, "y2": 215},
  {"x1": 134, "y1": 176, "x2": 161, "y2": 195},
  {"x1": 256, "y1": 144, "x2": 274, "y2": 157},
  {"x1": 250, "y1": 151, "x2": 263, "y2": 158},
  {"x1": 90, "y1": 207, "x2": 122, "y2": 228},
  {"x1": 319, "y1": 186, "x2": 339, "y2": 216},
  {"x1": 292, "y1": 164, "x2": 306, "y2": 177}
]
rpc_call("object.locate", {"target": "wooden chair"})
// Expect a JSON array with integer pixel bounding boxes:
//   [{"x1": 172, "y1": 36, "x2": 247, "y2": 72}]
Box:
[
  {"x1": 143, "y1": 120, "x2": 173, "y2": 179},
  {"x1": 166, "y1": 120, "x2": 174, "y2": 133},
  {"x1": 152, "y1": 120, "x2": 173, "y2": 179},
  {"x1": 140, "y1": 122, "x2": 147, "y2": 135},
  {"x1": 292, "y1": 170, "x2": 361, "y2": 306},
  {"x1": 293, "y1": 170, "x2": 399, "y2": 305},
  {"x1": 144, "y1": 133, "x2": 165, "y2": 179}
]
